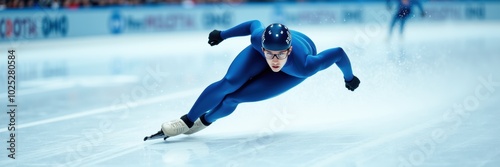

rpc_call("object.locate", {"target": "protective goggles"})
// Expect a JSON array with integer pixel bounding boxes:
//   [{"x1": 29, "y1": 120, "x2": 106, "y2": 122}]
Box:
[{"x1": 263, "y1": 49, "x2": 290, "y2": 60}]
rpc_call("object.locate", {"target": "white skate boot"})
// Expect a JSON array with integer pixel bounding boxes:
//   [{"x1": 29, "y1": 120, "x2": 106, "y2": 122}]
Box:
[
  {"x1": 161, "y1": 119, "x2": 190, "y2": 137},
  {"x1": 184, "y1": 118, "x2": 208, "y2": 135}
]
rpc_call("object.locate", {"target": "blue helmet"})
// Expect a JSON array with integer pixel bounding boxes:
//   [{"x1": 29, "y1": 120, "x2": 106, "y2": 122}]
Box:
[{"x1": 262, "y1": 23, "x2": 292, "y2": 51}]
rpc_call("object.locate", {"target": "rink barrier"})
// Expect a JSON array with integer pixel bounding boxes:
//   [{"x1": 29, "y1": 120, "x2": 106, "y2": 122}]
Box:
[{"x1": 0, "y1": 1, "x2": 499, "y2": 42}]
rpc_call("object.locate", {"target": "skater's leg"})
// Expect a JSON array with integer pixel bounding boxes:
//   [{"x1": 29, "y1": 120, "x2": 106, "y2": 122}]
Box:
[
  {"x1": 204, "y1": 71, "x2": 305, "y2": 123},
  {"x1": 399, "y1": 7, "x2": 411, "y2": 35},
  {"x1": 158, "y1": 46, "x2": 267, "y2": 138},
  {"x1": 399, "y1": 16, "x2": 408, "y2": 35},
  {"x1": 389, "y1": 14, "x2": 399, "y2": 36},
  {"x1": 186, "y1": 45, "x2": 268, "y2": 122}
]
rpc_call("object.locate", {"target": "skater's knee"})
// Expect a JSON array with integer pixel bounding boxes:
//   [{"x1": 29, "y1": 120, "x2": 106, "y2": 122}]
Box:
[
  {"x1": 209, "y1": 96, "x2": 240, "y2": 119},
  {"x1": 224, "y1": 77, "x2": 243, "y2": 87},
  {"x1": 222, "y1": 95, "x2": 241, "y2": 106},
  {"x1": 215, "y1": 78, "x2": 245, "y2": 93}
]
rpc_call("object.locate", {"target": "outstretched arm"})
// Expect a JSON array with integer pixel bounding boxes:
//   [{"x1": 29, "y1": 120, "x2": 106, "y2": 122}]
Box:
[
  {"x1": 293, "y1": 47, "x2": 354, "y2": 81},
  {"x1": 414, "y1": 0, "x2": 425, "y2": 16},
  {"x1": 293, "y1": 47, "x2": 359, "y2": 91},
  {"x1": 315, "y1": 47, "x2": 354, "y2": 81},
  {"x1": 220, "y1": 20, "x2": 264, "y2": 40},
  {"x1": 208, "y1": 20, "x2": 264, "y2": 46},
  {"x1": 386, "y1": 0, "x2": 393, "y2": 10}
]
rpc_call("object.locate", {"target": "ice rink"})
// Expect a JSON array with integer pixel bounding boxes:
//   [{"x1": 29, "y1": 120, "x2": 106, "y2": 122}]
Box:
[{"x1": 1, "y1": 21, "x2": 500, "y2": 167}]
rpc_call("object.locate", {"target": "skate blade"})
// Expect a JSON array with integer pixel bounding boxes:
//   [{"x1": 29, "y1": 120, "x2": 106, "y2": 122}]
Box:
[{"x1": 143, "y1": 130, "x2": 165, "y2": 141}]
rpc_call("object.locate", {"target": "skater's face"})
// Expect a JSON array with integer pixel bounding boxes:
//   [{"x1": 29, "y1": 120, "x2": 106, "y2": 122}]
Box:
[{"x1": 262, "y1": 47, "x2": 292, "y2": 72}]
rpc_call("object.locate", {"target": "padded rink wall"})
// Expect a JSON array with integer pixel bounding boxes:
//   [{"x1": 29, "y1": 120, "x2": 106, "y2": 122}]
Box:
[{"x1": 0, "y1": 1, "x2": 499, "y2": 42}]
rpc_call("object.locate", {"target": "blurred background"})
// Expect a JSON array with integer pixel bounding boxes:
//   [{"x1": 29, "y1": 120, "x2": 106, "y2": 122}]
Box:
[
  {"x1": 0, "y1": 0, "x2": 496, "y2": 84},
  {"x1": 1, "y1": 0, "x2": 499, "y2": 166}
]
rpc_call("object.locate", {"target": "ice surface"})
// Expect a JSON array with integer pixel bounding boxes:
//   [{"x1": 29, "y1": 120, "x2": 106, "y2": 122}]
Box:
[{"x1": 1, "y1": 21, "x2": 500, "y2": 167}]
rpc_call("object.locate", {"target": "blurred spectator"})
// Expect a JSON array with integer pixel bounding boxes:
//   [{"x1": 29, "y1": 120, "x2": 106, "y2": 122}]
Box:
[
  {"x1": 7, "y1": 0, "x2": 25, "y2": 8},
  {"x1": 64, "y1": 0, "x2": 79, "y2": 9},
  {"x1": 0, "y1": 0, "x2": 4, "y2": 8},
  {"x1": 26, "y1": 0, "x2": 35, "y2": 7},
  {"x1": 80, "y1": 0, "x2": 91, "y2": 7},
  {"x1": 164, "y1": 0, "x2": 182, "y2": 5},
  {"x1": 51, "y1": 0, "x2": 60, "y2": 9},
  {"x1": 9, "y1": 0, "x2": 485, "y2": 10},
  {"x1": 3, "y1": 0, "x2": 251, "y2": 9}
]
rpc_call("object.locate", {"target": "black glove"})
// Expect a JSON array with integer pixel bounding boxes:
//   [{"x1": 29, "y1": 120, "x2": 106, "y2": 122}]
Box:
[
  {"x1": 345, "y1": 76, "x2": 360, "y2": 91},
  {"x1": 208, "y1": 30, "x2": 223, "y2": 46}
]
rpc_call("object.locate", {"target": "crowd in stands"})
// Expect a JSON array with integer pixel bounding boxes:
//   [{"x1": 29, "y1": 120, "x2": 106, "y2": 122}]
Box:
[
  {"x1": 1, "y1": 0, "x2": 247, "y2": 9},
  {"x1": 0, "y1": 0, "x2": 491, "y2": 10}
]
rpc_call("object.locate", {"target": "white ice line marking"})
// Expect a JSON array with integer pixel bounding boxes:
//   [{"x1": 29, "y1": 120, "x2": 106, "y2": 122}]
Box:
[
  {"x1": 0, "y1": 87, "x2": 204, "y2": 133},
  {"x1": 310, "y1": 118, "x2": 442, "y2": 167}
]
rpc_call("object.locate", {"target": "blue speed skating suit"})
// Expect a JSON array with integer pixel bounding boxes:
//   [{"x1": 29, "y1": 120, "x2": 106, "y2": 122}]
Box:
[{"x1": 186, "y1": 20, "x2": 355, "y2": 123}]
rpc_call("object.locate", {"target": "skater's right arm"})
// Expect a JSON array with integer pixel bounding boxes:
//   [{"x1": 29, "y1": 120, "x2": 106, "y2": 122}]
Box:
[
  {"x1": 386, "y1": 0, "x2": 392, "y2": 10},
  {"x1": 208, "y1": 20, "x2": 264, "y2": 46},
  {"x1": 414, "y1": 0, "x2": 426, "y2": 17},
  {"x1": 220, "y1": 20, "x2": 264, "y2": 39}
]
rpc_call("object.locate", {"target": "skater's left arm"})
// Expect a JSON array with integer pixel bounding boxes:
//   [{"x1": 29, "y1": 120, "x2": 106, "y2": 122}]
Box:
[
  {"x1": 414, "y1": 0, "x2": 426, "y2": 17},
  {"x1": 299, "y1": 47, "x2": 360, "y2": 91},
  {"x1": 386, "y1": 0, "x2": 393, "y2": 10},
  {"x1": 294, "y1": 47, "x2": 354, "y2": 81}
]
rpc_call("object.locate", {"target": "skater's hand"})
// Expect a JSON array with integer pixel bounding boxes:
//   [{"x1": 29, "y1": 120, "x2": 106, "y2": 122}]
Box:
[
  {"x1": 345, "y1": 76, "x2": 360, "y2": 91},
  {"x1": 208, "y1": 30, "x2": 223, "y2": 46}
]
